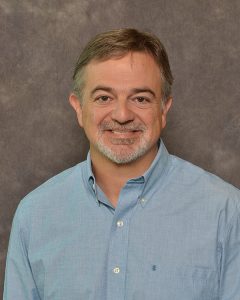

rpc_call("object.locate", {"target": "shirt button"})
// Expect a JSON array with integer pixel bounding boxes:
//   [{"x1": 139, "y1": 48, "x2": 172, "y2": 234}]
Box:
[
  {"x1": 117, "y1": 220, "x2": 124, "y2": 227},
  {"x1": 113, "y1": 267, "x2": 120, "y2": 274}
]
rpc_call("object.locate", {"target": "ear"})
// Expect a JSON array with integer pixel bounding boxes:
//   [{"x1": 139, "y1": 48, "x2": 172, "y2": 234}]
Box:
[
  {"x1": 161, "y1": 97, "x2": 173, "y2": 129},
  {"x1": 69, "y1": 93, "x2": 83, "y2": 127}
]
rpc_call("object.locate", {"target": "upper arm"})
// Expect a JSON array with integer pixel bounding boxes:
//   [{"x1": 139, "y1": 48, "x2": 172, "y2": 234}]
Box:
[
  {"x1": 219, "y1": 195, "x2": 240, "y2": 299},
  {"x1": 3, "y1": 203, "x2": 41, "y2": 300}
]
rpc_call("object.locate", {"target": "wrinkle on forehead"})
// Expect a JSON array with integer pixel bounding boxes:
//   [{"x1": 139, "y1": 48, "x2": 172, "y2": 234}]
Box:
[{"x1": 83, "y1": 52, "x2": 162, "y2": 100}]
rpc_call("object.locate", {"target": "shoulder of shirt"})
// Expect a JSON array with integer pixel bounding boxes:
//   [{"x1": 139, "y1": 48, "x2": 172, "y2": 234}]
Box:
[
  {"x1": 168, "y1": 154, "x2": 240, "y2": 212},
  {"x1": 16, "y1": 160, "x2": 87, "y2": 212}
]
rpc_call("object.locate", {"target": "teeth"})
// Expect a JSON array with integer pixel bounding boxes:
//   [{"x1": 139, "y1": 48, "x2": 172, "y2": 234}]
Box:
[{"x1": 112, "y1": 130, "x2": 133, "y2": 133}]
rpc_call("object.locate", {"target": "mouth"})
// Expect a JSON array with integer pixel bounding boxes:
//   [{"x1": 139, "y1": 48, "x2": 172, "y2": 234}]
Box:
[
  {"x1": 102, "y1": 129, "x2": 142, "y2": 145},
  {"x1": 110, "y1": 129, "x2": 140, "y2": 133},
  {"x1": 106, "y1": 129, "x2": 142, "y2": 136},
  {"x1": 99, "y1": 122, "x2": 146, "y2": 142}
]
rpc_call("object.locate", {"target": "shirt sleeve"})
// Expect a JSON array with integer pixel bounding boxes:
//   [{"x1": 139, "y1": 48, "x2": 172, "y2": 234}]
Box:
[
  {"x1": 3, "y1": 202, "x2": 41, "y2": 300},
  {"x1": 219, "y1": 198, "x2": 240, "y2": 299}
]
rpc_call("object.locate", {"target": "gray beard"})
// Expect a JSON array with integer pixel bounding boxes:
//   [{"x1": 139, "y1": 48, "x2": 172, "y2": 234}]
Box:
[{"x1": 94, "y1": 137, "x2": 150, "y2": 164}]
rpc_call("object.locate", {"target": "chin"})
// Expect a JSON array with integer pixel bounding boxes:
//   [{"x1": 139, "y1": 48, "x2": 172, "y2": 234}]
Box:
[{"x1": 97, "y1": 143, "x2": 151, "y2": 165}]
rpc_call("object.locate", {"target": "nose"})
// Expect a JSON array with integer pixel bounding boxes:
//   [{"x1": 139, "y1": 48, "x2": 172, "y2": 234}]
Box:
[{"x1": 111, "y1": 99, "x2": 134, "y2": 124}]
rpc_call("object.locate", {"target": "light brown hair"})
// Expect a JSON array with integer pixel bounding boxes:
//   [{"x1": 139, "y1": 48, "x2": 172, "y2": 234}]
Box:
[{"x1": 73, "y1": 28, "x2": 173, "y2": 103}]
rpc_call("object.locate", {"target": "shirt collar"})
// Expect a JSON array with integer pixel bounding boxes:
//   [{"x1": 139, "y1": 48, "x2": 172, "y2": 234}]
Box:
[
  {"x1": 142, "y1": 139, "x2": 169, "y2": 182},
  {"x1": 86, "y1": 152, "x2": 96, "y2": 194},
  {"x1": 85, "y1": 139, "x2": 170, "y2": 205},
  {"x1": 138, "y1": 140, "x2": 170, "y2": 207}
]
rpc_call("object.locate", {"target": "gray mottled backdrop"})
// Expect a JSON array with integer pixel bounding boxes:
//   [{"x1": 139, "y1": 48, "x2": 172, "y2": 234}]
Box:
[{"x1": 0, "y1": 0, "x2": 239, "y2": 294}]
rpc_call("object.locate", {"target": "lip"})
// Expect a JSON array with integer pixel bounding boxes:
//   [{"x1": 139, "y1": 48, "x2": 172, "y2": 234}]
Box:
[
  {"x1": 105, "y1": 130, "x2": 141, "y2": 138},
  {"x1": 111, "y1": 130, "x2": 139, "y2": 133}
]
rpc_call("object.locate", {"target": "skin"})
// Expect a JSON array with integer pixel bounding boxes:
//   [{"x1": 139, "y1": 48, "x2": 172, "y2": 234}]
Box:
[{"x1": 69, "y1": 51, "x2": 172, "y2": 207}]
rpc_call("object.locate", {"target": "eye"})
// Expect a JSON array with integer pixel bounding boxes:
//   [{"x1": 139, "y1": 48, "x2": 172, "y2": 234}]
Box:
[
  {"x1": 136, "y1": 97, "x2": 147, "y2": 102},
  {"x1": 134, "y1": 96, "x2": 150, "y2": 104},
  {"x1": 95, "y1": 95, "x2": 111, "y2": 103}
]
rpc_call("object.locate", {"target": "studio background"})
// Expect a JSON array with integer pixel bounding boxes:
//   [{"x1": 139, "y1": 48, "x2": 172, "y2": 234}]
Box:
[{"x1": 0, "y1": 0, "x2": 239, "y2": 294}]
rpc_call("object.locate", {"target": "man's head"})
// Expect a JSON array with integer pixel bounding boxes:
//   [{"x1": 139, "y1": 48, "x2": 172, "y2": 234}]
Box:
[
  {"x1": 70, "y1": 29, "x2": 173, "y2": 165},
  {"x1": 72, "y1": 28, "x2": 173, "y2": 104}
]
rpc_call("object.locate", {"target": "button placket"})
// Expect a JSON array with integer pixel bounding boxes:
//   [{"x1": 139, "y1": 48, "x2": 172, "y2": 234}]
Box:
[{"x1": 106, "y1": 182, "x2": 143, "y2": 300}]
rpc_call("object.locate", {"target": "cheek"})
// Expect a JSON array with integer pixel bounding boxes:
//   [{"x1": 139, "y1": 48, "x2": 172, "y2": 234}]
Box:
[
  {"x1": 144, "y1": 110, "x2": 163, "y2": 128},
  {"x1": 82, "y1": 107, "x2": 92, "y2": 125},
  {"x1": 82, "y1": 108, "x2": 103, "y2": 130},
  {"x1": 147, "y1": 115, "x2": 164, "y2": 139}
]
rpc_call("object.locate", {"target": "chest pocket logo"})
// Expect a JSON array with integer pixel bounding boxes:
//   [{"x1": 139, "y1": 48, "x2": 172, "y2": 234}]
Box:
[{"x1": 146, "y1": 265, "x2": 218, "y2": 300}]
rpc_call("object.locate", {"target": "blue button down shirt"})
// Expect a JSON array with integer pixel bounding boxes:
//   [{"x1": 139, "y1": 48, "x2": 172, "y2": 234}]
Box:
[{"x1": 4, "y1": 142, "x2": 240, "y2": 299}]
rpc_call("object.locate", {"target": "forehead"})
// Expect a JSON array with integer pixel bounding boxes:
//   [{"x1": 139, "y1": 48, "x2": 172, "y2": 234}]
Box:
[{"x1": 83, "y1": 52, "x2": 162, "y2": 92}]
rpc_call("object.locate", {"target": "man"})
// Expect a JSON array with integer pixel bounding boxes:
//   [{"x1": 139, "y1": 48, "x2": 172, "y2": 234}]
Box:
[{"x1": 4, "y1": 28, "x2": 240, "y2": 299}]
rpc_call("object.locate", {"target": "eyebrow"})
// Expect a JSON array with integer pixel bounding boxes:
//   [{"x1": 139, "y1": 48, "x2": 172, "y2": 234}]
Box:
[
  {"x1": 90, "y1": 86, "x2": 114, "y2": 97},
  {"x1": 90, "y1": 86, "x2": 156, "y2": 98},
  {"x1": 130, "y1": 88, "x2": 156, "y2": 98}
]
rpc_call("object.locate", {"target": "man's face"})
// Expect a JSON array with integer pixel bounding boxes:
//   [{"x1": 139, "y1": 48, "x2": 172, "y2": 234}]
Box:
[{"x1": 70, "y1": 52, "x2": 172, "y2": 165}]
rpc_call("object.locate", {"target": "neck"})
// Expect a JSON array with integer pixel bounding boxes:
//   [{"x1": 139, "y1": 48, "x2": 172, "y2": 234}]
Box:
[{"x1": 90, "y1": 146, "x2": 158, "y2": 207}]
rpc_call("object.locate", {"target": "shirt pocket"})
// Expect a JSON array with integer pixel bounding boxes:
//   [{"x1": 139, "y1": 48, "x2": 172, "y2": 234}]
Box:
[{"x1": 144, "y1": 265, "x2": 219, "y2": 300}]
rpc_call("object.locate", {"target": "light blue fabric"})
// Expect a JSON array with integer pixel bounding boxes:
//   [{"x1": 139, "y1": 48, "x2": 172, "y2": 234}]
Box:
[{"x1": 4, "y1": 141, "x2": 240, "y2": 300}]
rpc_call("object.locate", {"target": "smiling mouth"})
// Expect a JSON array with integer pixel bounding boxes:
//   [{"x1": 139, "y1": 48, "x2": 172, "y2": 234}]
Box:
[
  {"x1": 110, "y1": 129, "x2": 140, "y2": 134},
  {"x1": 103, "y1": 130, "x2": 142, "y2": 144},
  {"x1": 106, "y1": 129, "x2": 142, "y2": 137}
]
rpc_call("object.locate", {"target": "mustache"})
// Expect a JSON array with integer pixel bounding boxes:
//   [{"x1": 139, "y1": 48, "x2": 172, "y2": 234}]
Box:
[{"x1": 99, "y1": 121, "x2": 146, "y2": 131}]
